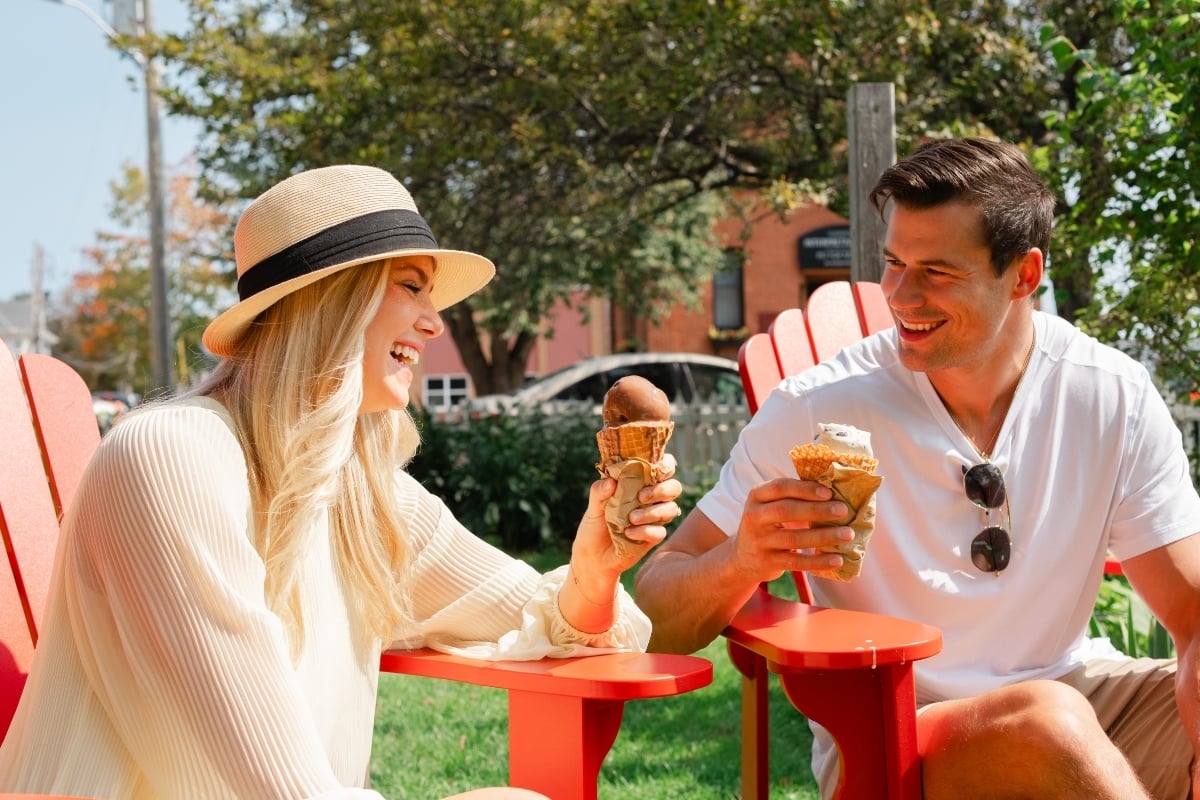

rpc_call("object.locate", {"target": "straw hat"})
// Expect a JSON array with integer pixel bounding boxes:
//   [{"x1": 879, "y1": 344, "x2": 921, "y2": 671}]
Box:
[{"x1": 202, "y1": 164, "x2": 495, "y2": 356}]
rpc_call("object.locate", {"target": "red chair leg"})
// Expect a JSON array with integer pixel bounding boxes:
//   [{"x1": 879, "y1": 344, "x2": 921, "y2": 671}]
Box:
[
  {"x1": 777, "y1": 663, "x2": 922, "y2": 800},
  {"x1": 727, "y1": 641, "x2": 770, "y2": 800},
  {"x1": 507, "y1": 690, "x2": 624, "y2": 800}
]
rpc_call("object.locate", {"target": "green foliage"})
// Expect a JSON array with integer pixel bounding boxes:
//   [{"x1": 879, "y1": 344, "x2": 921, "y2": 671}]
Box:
[
  {"x1": 142, "y1": 0, "x2": 1200, "y2": 405},
  {"x1": 151, "y1": 0, "x2": 1079, "y2": 395},
  {"x1": 48, "y1": 163, "x2": 234, "y2": 395},
  {"x1": 408, "y1": 403, "x2": 722, "y2": 553},
  {"x1": 407, "y1": 407, "x2": 601, "y2": 552},
  {"x1": 1090, "y1": 574, "x2": 1175, "y2": 659},
  {"x1": 1039, "y1": 1, "x2": 1200, "y2": 396}
]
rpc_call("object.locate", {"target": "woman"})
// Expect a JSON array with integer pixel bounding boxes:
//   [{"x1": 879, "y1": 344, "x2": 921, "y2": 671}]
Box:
[{"x1": 0, "y1": 165, "x2": 680, "y2": 799}]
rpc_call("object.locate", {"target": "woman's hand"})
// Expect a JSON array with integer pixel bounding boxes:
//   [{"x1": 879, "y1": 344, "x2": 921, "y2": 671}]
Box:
[
  {"x1": 559, "y1": 455, "x2": 682, "y2": 632},
  {"x1": 576, "y1": 454, "x2": 682, "y2": 574}
]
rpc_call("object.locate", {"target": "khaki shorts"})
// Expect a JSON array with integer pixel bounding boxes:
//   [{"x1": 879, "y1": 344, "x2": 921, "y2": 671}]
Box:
[{"x1": 1055, "y1": 657, "x2": 1191, "y2": 800}]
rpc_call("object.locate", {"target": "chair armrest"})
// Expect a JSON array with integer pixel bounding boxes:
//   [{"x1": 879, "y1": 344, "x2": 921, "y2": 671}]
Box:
[
  {"x1": 724, "y1": 589, "x2": 942, "y2": 670},
  {"x1": 723, "y1": 590, "x2": 940, "y2": 800},
  {"x1": 379, "y1": 647, "x2": 713, "y2": 700},
  {"x1": 379, "y1": 649, "x2": 713, "y2": 800}
]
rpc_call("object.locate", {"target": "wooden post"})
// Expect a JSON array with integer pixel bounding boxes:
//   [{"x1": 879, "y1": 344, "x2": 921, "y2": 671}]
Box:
[{"x1": 847, "y1": 83, "x2": 896, "y2": 283}]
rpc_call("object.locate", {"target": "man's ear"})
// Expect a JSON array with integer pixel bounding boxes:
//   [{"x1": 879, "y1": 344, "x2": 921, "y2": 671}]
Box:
[{"x1": 1012, "y1": 248, "x2": 1044, "y2": 301}]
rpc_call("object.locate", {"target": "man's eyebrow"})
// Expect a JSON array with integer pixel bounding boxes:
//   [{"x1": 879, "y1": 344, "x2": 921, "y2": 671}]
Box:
[{"x1": 882, "y1": 249, "x2": 965, "y2": 271}]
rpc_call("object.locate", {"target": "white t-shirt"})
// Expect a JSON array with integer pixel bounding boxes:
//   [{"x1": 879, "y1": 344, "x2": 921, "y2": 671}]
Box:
[{"x1": 698, "y1": 311, "x2": 1200, "y2": 792}]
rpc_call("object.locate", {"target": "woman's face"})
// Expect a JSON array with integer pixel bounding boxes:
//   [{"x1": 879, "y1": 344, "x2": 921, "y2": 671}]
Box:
[{"x1": 360, "y1": 256, "x2": 444, "y2": 414}]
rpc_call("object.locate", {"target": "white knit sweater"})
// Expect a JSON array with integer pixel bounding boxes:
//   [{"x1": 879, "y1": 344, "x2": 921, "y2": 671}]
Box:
[{"x1": 0, "y1": 397, "x2": 649, "y2": 799}]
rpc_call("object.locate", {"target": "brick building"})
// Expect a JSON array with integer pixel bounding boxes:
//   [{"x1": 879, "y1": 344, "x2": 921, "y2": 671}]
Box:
[{"x1": 418, "y1": 200, "x2": 852, "y2": 411}]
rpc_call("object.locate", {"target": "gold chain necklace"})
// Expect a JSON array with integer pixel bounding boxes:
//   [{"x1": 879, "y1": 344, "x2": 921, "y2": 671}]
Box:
[{"x1": 949, "y1": 329, "x2": 1036, "y2": 461}]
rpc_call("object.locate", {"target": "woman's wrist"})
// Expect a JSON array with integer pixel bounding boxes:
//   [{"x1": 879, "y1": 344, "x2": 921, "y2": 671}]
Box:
[
  {"x1": 568, "y1": 562, "x2": 618, "y2": 606},
  {"x1": 558, "y1": 562, "x2": 619, "y2": 634}
]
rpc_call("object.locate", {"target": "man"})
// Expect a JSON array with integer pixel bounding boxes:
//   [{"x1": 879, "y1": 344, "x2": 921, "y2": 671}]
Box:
[{"x1": 634, "y1": 137, "x2": 1200, "y2": 799}]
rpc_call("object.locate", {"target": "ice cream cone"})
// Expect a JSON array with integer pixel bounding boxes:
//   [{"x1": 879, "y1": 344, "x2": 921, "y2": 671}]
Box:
[
  {"x1": 789, "y1": 424, "x2": 883, "y2": 582},
  {"x1": 596, "y1": 420, "x2": 674, "y2": 469}
]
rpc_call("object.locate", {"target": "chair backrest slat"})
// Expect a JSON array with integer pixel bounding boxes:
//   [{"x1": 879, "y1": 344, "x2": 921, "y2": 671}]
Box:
[
  {"x1": 737, "y1": 333, "x2": 782, "y2": 415},
  {"x1": 805, "y1": 281, "x2": 869, "y2": 363},
  {"x1": 0, "y1": 343, "x2": 59, "y2": 735},
  {"x1": 19, "y1": 354, "x2": 101, "y2": 518},
  {"x1": 854, "y1": 281, "x2": 895, "y2": 335},
  {"x1": 768, "y1": 308, "x2": 816, "y2": 379},
  {"x1": 0, "y1": 344, "x2": 65, "y2": 645}
]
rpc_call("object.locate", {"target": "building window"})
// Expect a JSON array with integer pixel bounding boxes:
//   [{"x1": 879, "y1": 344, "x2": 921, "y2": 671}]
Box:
[
  {"x1": 424, "y1": 374, "x2": 470, "y2": 410},
  {"x1": 712, "y1": 250, "x2": 745, "y2": 330}
]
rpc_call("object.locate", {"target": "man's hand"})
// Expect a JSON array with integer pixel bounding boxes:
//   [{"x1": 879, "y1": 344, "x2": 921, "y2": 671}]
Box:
[{"x1": 730, "y1": 477, "x2": 856, "y2": 583}]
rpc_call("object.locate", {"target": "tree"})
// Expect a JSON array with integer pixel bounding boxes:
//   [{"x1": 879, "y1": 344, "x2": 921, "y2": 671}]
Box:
[
  {"x1": 149, "y1": 0, "x2": 1188, "y2": 393},
  {"x1": 1039, "y1": 0, "x2": 1200, "y2": 396},
  {"x1": 148, "y1": 1, "x2": 1069, "y2": 393},
  {"x1": 50, "y1": 162, "x2": 235, "y2": 396}
]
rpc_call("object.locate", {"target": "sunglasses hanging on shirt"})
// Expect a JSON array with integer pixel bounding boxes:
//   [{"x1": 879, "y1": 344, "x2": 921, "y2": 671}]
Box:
[{"x1": 963, "y1": 462, "x2": 1011, "y2": 575}]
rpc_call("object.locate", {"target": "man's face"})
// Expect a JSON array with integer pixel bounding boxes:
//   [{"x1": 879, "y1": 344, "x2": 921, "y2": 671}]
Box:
[{"x1": 879, "y1": 201, "x2": 1017, "y2": 375}]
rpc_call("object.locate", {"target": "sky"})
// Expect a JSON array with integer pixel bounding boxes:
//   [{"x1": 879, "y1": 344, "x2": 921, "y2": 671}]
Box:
[{"x1": 1, "y1": 0, "x2": 200, "y2": 302}]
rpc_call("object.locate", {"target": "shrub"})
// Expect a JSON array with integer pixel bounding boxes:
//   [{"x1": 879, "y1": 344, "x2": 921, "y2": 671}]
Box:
[
  {"x1": 408, "y1": 407, "x2": 600, "y2": 552},
  {"x1": 1090, "y1": 574, "x2": 1174, "y2": 658}
]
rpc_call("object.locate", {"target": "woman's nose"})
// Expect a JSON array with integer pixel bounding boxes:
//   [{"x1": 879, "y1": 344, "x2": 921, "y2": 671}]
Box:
[{"x1": 418, "y1": 303, "x2": 445, "y2": 338}]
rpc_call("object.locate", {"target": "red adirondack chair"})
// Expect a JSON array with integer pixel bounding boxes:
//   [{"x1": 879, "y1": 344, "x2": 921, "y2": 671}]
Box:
[
  {"x1": 0, "y1": 340, "x2": 713, "y2": 800},
  {"x1": 732, "y1": 280, "x2": 1125, "y2": 799},
  {"x1": 731, "y1": 281, "x2": 942, "y2": 800}
]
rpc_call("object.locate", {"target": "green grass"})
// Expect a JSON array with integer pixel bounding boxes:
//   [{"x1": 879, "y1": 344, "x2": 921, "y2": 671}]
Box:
[
  {"x1": 371, "y1": 636, "x2": 819, "y2": 799},
  {"x1": 369, "y1": 551, "x2": 820, "y2": 799},
  {"x1": 369, "y1": 549, "x2": 1163, "y2": 797}
]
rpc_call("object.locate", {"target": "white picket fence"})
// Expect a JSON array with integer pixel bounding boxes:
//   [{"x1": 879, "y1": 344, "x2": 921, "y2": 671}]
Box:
[
  {"x1": 623, "y1": 402, "x2": 1200, "y2": 489},
  {"x1": 667, "y1": 402, "x2": 750, "y2": 486},
  {"x1": 449, "y1": 400, "x2": 1200, "y2": 491}
]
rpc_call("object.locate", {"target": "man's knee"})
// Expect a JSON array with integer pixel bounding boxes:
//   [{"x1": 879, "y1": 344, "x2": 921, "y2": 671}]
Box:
[
  {"x1": 994, "y1": 680, "x2": 1105, "y2": 755},
  {"x1": 921, "y1": 680, "x2": 1136, "y2": 797}
]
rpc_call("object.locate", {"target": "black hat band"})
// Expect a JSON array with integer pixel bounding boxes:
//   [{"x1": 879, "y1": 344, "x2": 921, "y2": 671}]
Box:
[{"x1": 237, "y1": 208, "x2": 438, "y2": 301}]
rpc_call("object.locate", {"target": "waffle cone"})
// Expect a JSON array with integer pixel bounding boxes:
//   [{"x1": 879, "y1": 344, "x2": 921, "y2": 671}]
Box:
[
  {"x1": 596, "y1": 421, "x2": 674, "y2": 466},
  {"x1": 788, "y1": 442, "x2": 878, "y2": 478},
  {"x1": 788, "y1": 440, "x2": 882, "y2": 582},
  {"x1": 595, "y1": 421, "x2": 675, "y2": 558}
]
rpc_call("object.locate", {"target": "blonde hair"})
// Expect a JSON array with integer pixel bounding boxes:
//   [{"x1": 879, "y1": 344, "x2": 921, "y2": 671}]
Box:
[{"x1": 194, "y1": 260, "x2": 419, "y2": 656}]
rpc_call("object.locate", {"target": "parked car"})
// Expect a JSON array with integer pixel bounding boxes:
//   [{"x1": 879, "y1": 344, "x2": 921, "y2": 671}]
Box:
[{"x1": 462, "y1": 352, "x2": 745, "y2": 416}]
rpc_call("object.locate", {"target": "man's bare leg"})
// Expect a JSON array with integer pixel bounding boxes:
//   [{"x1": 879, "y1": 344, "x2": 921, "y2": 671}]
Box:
[{"x1": 919, "y1": 680, "x2": 1151, "y2": 799}]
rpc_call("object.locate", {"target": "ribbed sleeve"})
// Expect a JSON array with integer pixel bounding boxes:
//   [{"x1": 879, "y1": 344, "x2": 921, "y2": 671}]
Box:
[
  {"x1": 0, "y1": 397, "x2": 648, "y2": 800},
  {"x1": 391, "y1": 472, "x2": 651, "y2": 658}
]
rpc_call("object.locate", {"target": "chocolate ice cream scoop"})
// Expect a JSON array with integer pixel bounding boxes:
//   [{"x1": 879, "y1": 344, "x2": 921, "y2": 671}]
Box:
[
  {"x1": 596, "y1": 375, "x2": 674, "y2": 558},
  {"x1": 601, "y1": 375, "x2": 671, "y2": 426}
]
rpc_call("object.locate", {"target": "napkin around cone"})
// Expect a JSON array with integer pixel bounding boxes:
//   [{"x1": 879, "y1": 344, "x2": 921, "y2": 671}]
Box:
[
  {"x1": 596, "y1": 421, "x2": 674, "y2": 558},
  {"x1": 790, "y1": 444, "x2": 883, "y2": 581}
]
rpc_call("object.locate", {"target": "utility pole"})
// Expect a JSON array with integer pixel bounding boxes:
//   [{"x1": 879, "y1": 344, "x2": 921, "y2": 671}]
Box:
[
  {"x1": 31, "y1": 243, "x2": 45, "y2": 354},
  {"x1": 46, "y1": 0, "x2": 173, "y2": 395},
  {"x1": 847, "y1": 83, "x2": 896, "y2": 283},
  {"x1": 139, "y1": 0, "x2": 172, "y2": 397}
]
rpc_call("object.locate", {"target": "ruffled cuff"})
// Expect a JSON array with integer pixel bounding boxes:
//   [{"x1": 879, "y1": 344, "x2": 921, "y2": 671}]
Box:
[{"x1": 428, "y1": 565, "x2": 651, "y2": 660}]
